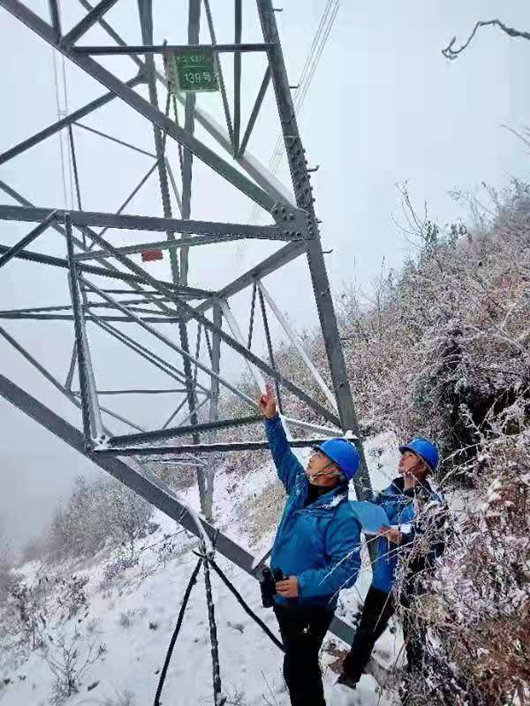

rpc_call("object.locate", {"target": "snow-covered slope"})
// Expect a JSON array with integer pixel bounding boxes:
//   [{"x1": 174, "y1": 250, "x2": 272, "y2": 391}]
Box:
[{"x1": 1, "y1": 434, "x2": 402, "y2": 706}]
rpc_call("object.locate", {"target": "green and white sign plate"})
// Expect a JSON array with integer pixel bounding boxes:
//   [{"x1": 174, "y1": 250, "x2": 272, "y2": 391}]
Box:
[{"x1": 165, "y1": 50, "x2": 219, "y2": 93}]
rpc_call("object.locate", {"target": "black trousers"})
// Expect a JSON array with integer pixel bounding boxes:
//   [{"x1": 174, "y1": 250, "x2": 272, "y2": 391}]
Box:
[
  {"x1": 342, "y1": 586, "x2": 395, "y2": 684},
  {"x1": 274, "y1": 603, "x2": 334, "y2": 706},
  {"x1": 342, "y1": 585, "x2": 425, "y2": 684}
]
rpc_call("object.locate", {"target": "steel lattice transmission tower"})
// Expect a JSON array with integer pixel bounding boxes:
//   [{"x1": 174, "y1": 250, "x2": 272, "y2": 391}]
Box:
[{"x1": 0, "y1": 0, "x2": 372, "y2": 638}]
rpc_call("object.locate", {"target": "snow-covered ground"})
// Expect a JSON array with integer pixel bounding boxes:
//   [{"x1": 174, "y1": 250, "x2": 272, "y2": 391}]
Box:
[{"x1": 0, "y1": 432, "x2": 403, "y2": 706}]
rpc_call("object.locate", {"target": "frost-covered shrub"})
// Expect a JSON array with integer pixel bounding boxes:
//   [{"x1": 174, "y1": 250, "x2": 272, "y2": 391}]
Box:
[
  {"x1": 211, "y1": 182, "x2": 530, "y2": 703},
  {"x1": 50, "y1": 476, "x2": 153, "y2": 558},
  {"x1": 8, "y1": 576, "x2": 51, "y2": 653},
  {"x1": 2, "y1": 571, "x2": 92, "y2": 671},
  {"x1": 0, "y1": 533, "x2": 12, "y2": 598},
  {"x1": 224, "y1": 690, "x2": 249, "y2": 705},
  {"x1": 216, "y1": 182, "x2": 530, "y2": 491},
  {"x1": 118, "y1": 609, "x2": 136, "y2": 630},
  {"x1": 154, "y1": 532, "x2": 184, "y2": 568},
  {"x1": 55, "y1": 575, "x2": 89, "y2": 621},
  {"x1": 336, "y1": 182, "x2": 530, "y2": 483},
  {"x1": 41, "y1": 627, "x2": 106, "y2": 705},
  {"x1": 98, "y1": 554, "x2": 139, "y2": 593},
  {"x1": 103, "y1": 555, "x2": 138, "y2": 582},
  {"x1": 395, "y1": 429, "x2": 530, "y2": 705}
]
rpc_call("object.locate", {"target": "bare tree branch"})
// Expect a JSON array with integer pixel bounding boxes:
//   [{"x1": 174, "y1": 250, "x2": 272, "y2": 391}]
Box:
[
  {"x1": 442, "y1": 19, "x2": 530, "y2": 60},
  {"x1": 501, "y1": 124, "x2": 530, "y2": 156}
]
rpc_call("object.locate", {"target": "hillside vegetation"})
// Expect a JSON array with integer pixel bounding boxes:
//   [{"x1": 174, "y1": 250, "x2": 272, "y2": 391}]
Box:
[
  {"x1": 1, "y1": 183, "x2": 528, "y2": 705},
  {"x1": 219, "y1": 181, "x2": 530, "y2": 703},
  {"x1": 270, "y1": 181, "x2": 530, "y2": 704}
]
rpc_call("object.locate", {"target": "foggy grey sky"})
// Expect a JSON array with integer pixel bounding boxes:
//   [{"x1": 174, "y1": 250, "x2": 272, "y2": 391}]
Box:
[{"x1": 1, "y1": 0, "x2": 529, "y2": 547}]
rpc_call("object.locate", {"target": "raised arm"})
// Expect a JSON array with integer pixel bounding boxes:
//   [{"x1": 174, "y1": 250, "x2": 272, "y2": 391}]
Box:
[{"x1": 259, "y1": 383, "x2": 304, "y2": 494}]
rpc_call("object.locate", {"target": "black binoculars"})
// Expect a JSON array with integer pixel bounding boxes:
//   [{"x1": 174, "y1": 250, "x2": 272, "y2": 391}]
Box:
[{"x1": 260, "y1": 567, "x2": 285, "y2": 608}]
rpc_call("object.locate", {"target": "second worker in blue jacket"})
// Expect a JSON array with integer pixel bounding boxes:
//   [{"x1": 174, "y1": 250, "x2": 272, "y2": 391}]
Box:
[
  {"x1": 338, "y1": 437, "x2": 445, "y2": 690},
  {"x1": 259, "y1": 383, "x2": 362, "y2": 706}
]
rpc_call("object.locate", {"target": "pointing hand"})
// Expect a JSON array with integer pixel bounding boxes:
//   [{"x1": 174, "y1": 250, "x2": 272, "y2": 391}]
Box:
[{"x1": 259, "y1": 382, "x2": 277, "y2": 420}]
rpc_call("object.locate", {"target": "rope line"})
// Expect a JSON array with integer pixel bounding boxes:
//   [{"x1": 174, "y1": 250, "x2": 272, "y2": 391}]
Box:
[
  {"x1": 154, "y1": 548, "x2": 285, "y2": 705},
  {"x1": 153, "y1": 557, "x2": 203, "y2": 706},
  {"x1": 209, "y1": 557, "x2": 285, "y2": 653},
  {"x1": 202, "y1": 554, "x2": 225, "y2": 704}
]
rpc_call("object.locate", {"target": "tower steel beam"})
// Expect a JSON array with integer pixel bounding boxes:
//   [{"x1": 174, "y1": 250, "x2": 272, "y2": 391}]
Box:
[
  {"x1": 0, "y1": 372, "x2": 356, "y2": 645},
  {"x1": 0, "y1": 0, "x2": 277, "y2": 214},
  {"x1": 162, "y1": 396, "x2": 192, "y2": 431},
  {"x1": 258, "y1": 285, "x2": 283, "y2": 413},
  {"x1": 0, "y1": 301, "x2": 172, "y2": 313},
  {"x1": 240, "y1": 67, "x2": 271, "y2": 158},
  {"x1": 73, "y1": 43, "x2": 271, "y2": 55},
  {"x1": 0, "y1": 242, "x2": 212, "y2": 296},
  {"x1": 65, "y1": 214, "x2": 105, "y2": 444},
  {"x1": 74, "y1": 121, "x2": 156, "y2": 158},
  {"x1": 62, "y1": 0, "x2": 120, "y2": 47},
  {"x1": 0, "y1": 204, "x2": 290, "y2": 239},
  {"x1": 0, "y1": 180, "x2": 159, "y2": 290},
  {"x1": 74, "y1": 232, "x2": 340, "y2": 426},
  {"x1": 73, "y1": 229, "x2": 295, "y2": 263},
  {"x1": 0, "y1": 211, "x2": 57, "y2": 268},
  {"x1": 203, "y1": 0, "x2": 234, "y2": 146},
  {"x1": 75, "y1": 389, "x2": 193, "y2": 396},
  {"x1": 0, "y1": 181, "x2": 213, "y2": 299},
  {"x1": 47, "y1": 0, "x2": 61, "y2": 41},
  {"x1": 79, "y1": 276, "x2": 258, "y2": 409},
  {"x1": 195, "y1": 240, "x2": 307, "y2": 315},
  {"x1": 0, "y1": 312, "x2": 181, "y2": 323},
  {"x1": 0, "y1": 76, "x2": 144, "y2": 167},
  {"x1": 96, "y1": 404, "x2": 146, "y2": 433},
  {"x1": 89, "y1": 314, "x2": 211, "y2": 395},
  {"x1": 179, "y1": 0, "x2": 201, "y2": 286},
  {"x1": 95, "y1": 438, "x2": 349, "y2": 455},
  {"x1": 76, "y1": 0, "x2": 292, "y2": 207},
  {"x1": 257, "y1": 279, "x2": 337, "y2": 411},
  {"x1": 137, "y1": 0, "x2": 179, "y2": 281},
  {"x1": 96, "y1": 160, "x2": 160, "y2": 240},
  {"x1": 233, "y1": 0, "x2": 243, "y2": 156},
  {"x1": 137, "y1": 0, "x2": 206, "y2": 513},
  {"x1": 204, "y1": 300, "x2": 222, "y2": 519},
  {"x1": 0, "y1": 326, "x2": 104, "y2": 429},
  {"x1": 257, "y1": 0, "x2": 372, "y2": 500},
  {"x1": 0, "y1": 0, "x2": 374, "y2": 621},
  {"x1": 108, "y1": 414, "x2": 263, "y2": 448}
]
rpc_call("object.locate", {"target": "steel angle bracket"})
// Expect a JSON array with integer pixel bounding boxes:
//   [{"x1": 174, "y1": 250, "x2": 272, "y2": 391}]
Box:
[{"x1": 271, "y1": 203, "x2": 314, "y2": 241}]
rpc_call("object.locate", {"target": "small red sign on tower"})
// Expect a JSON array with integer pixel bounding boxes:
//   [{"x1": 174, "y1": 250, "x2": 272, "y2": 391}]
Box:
[{"x1": 141, "y1": 249, "x2": 164, "y2": 262}]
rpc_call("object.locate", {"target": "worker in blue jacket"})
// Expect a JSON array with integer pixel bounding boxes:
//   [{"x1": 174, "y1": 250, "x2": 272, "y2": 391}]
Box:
[
  {"x1": 339, "y1": 438, "x2": 445, "y2": 689},
  {"x1": 259, "y1": 383, "x2": 362, "y2": 706}
]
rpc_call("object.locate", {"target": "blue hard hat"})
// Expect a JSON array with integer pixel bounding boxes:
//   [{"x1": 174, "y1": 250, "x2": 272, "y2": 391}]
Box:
[
  {"x1": 399, "y1": 438, "x2": 439, "y2": 471},
  {"x1": 315, "y1": 438, "x2": 360, "y2": 480}
]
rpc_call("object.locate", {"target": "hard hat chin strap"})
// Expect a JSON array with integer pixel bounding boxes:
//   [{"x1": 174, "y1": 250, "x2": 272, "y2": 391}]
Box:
[
  {"x1": 307, "y1": 462, "x2": 344, "y2": 484},
  {"x1": 410, "y1": 459, "x2": 428, "y2": 475}
]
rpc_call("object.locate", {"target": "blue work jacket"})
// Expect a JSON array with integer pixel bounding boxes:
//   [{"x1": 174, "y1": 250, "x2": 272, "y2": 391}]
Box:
[
  {"x1": 265, "y1": 415, "x2": 361, "y2": 609},
  {"x1": 371, "y1": 477, "x2": 443, "y2": 594}
]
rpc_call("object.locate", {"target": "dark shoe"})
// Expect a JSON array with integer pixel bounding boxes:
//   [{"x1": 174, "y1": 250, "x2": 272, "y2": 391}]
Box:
[{"x1": 337, "y1": 672, "x2": 357, "y2": 690}]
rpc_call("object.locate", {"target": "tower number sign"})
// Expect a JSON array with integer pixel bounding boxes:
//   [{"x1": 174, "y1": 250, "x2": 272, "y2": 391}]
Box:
[{"x1": 164, "y1": 50, "x2": 219, "y2": 93}]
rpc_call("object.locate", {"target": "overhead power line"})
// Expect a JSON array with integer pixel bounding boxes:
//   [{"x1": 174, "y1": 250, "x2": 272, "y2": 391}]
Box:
[{"x1": 244, "y1": 0, "x2": 341, "y2": 239}]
